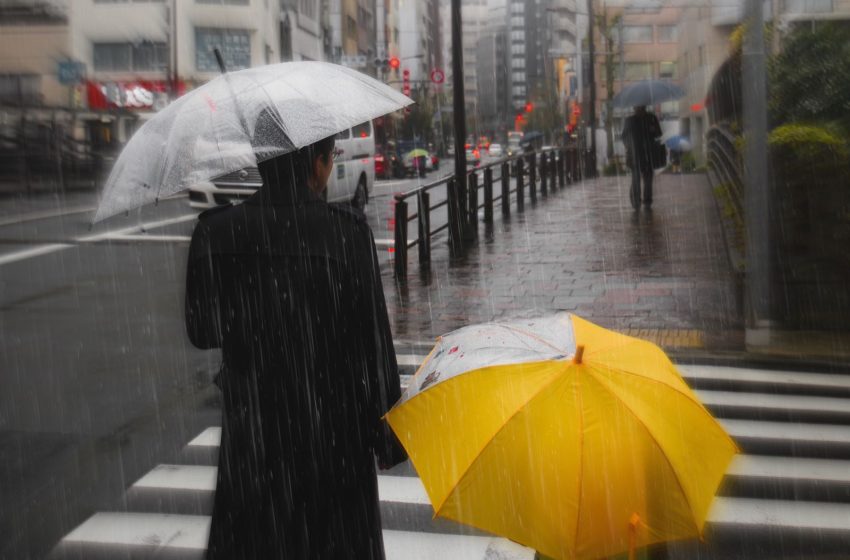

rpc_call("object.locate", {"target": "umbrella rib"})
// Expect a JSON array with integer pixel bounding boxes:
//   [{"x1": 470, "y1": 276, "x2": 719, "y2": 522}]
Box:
[
  {"x1": 431, "y1": 364, "x2": 568, "y2": 517},
  {"x1": 497, "y1": 324, "x2": 564, "y2": 353},
  {"x1": 582, "y1": 366, "x2": 702, "y2": 533},
  {"x1": 573, "y1": 365, "x2": 586, "y2": 555}
]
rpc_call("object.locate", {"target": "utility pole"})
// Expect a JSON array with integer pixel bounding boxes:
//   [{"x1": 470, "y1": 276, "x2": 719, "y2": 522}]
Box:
[
  {"x1": 743, "y1": 0, "x2": 772, "y2": 345},
  {"x1": 449, "y1": 0, "x2": 468, "y2": 253},
  {"x1": 586, "y1": 0, "x2": 597, "y2": 177},
  {"x1": 168, "y1": 0, "x2": 178, "y2": 100}
]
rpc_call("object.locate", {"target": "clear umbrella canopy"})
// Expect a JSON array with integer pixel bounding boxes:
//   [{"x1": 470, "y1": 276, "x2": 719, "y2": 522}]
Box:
[{"x1": 94, "y1": 61, "x2": 412, "y2": 222}]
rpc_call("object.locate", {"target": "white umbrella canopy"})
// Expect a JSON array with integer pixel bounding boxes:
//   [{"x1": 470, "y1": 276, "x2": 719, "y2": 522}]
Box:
[{"x1": 94, "y1": 61, "x2": 413, "y2": 222}]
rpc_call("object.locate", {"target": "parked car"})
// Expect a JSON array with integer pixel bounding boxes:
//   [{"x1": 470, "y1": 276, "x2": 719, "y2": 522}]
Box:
[
  {"x1": 488, "y1": 143, "x2": 503, "y2": 158},
  {"x1": 189, "y1": 121, "x2": 375, "y2": 210}
]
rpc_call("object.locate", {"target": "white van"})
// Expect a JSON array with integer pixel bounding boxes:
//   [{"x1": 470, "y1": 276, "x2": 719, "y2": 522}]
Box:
[{"x1": 188, "y1": 121, "x2": 375, "y2": 210}]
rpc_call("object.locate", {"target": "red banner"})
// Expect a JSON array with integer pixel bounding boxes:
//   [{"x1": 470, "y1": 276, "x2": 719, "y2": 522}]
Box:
[{"x1": 86, "y1": 80, "x2": 186, "y2": 110}]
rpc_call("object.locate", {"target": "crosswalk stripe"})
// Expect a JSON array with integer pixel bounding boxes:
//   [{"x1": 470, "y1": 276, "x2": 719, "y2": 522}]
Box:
[
  {"x1": 187, "y1": 427, "x2": 221, "y2": 447},
  {"x1": 682, "y1": 364, "x2": 850, "y2": 391},
  {"x1": 132, "y1": 465, "x2": 217, "y2": 491},
  {"x1": 721, "y1": 419, "x2": 850, "y2": 444},
  {"x1": 708, "y1": 497, "x2": 850, "y2": 530},
  {"x1": 61, "y1": 512, "x2": 210, "y2": 549},
  {"x1": 696, "y1": 389, "x2": 850, "y2": 417},
  {"x1": 727, "y1": 455, "x2": 850, "y2": 483}
]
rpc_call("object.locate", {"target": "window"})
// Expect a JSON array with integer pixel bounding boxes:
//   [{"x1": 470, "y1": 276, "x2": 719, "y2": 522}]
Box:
[
  {"x1": 620, "y1": 25, "x2": 652, "y2": 43},
  {"x1": 657, "y1": 25, "x2": 677, "y2": 42},
  {"x1": 659, "y1": 61, "x2": 676, "y2": 78},
  {"x1": 336, "y1": 128, "x2": 350, "y2": 140},
  {"x1": 511, "y1": 44, "x2": 525, "y2": 55},
  {"x1": 196, "y1": 28, "x2": 251, "y2": 72},
  {"x1": 0, "y1": 74, "x2": 40, "y2": 104},
  {"x1": 352, "y1": 121, "x2": 371, "y2": 138},
  {"x1": 512, "y1": 71, "x2": 525, "y2": 84},
  {"x1": 511, "y1": 58, "x2": 525, "y2": 69},
  {"x1": 510, "y1": 15, "x2": 524, "y2": 28},
  {"x1": 510, "y1": 30, "x2": 524, "y2": 42},
  {"x1": 624, "y1": 62, "x2": 652, "y2": 80},
  {"x1": 299, "y1": 0, "x2": 316, "y2": 19},
  {"x1": 93, "y1": 42, "x2": 167, "y2": 71},
  {"x1": 784, "y1": 0, "x2": 832, "y2": 12}
]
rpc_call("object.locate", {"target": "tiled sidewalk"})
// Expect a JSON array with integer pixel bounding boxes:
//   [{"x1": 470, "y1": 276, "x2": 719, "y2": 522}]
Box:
[{"x1": 384, "y1": 172, "x2": 744, "y2": 353}]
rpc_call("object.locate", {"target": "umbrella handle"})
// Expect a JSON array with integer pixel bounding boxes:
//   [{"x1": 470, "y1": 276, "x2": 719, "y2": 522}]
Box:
[{"x1": 214, "y1": 48, "x2": 227, "y2": 74}]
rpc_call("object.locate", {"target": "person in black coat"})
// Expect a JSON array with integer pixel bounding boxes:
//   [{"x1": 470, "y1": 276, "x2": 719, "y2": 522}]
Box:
[
  {"x1": 621, "y1": 105, "x2": 662, "y2": 209},
  {"x1": 185, "y1": 121, "x2": 406, "y2": 559}
]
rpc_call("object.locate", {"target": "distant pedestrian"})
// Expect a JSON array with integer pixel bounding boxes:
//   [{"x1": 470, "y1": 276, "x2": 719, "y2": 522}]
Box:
[
  {"x1": 621, "y1": 106, "x2": 662, "y2": 209},
  {"x1": 185, "y1": 111, "x2": 406, "y2": 559}
]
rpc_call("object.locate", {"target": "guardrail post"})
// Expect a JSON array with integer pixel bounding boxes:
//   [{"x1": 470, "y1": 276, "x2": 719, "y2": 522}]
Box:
[
  {"x1": 417, "y1": 191, "x2": 431, "y2": 264},
  {"x1": 528, "y1": 153, "x2": 537, "y2": 201},
  {"x1": 550, "y1": 152, "x2": 557, "y2": 189},
  {"x1": 483, "y1": 167, "x2": 493, "y2": 224},
  {"x1": 540, "y1": 151, "x2": 548, "y2": 196},
  {"x1": 501, "y1": 162, "x2": 510, "y2": 216},
  {"x1": 468, "y1": 171, "x2": 479, "y2": 234},
  {"x1": 558, "y1": 149, "x2": 565, "y2": 188},
  {"x1": 394, "y1": 197, "x2": 408, "y2": 279},
  {"x1": 516, "y1": 157, "x2": 525, "y2": 211}
]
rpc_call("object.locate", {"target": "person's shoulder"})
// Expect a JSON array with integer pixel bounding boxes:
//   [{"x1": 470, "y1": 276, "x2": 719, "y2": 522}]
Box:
[{"x1": 327, "y1": 202, "x2": 367, "y2": 228}]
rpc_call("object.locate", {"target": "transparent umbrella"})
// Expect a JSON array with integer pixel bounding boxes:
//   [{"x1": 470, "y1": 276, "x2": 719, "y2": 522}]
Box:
[{"x1": 93, "y1": 61, "x2": 412, "y2": 222}]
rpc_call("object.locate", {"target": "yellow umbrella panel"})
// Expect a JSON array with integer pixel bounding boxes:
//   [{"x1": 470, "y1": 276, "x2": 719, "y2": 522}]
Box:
[{"x1": 385, "y1": 313, "x2": 739, "y2": 560}]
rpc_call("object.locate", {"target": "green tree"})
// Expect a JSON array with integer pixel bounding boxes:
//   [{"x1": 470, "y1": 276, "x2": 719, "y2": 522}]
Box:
[{"x1": 770, "y1": 22, "x2": 850, "y2": 132}]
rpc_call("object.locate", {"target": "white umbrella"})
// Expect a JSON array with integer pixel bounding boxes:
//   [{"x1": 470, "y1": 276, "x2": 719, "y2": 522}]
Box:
[{"x1": 94, "y1": 61, "x2": 412, "y2": 222}]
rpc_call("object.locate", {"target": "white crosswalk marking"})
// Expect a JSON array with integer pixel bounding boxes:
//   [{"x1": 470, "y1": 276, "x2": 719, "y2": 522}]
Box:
[{"x1": 52, "y1": 356, "x2": 850, "y2": 559}]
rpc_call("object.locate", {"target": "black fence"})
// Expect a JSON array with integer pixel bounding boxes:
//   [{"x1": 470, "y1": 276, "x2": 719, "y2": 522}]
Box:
[{"x1": 392, "y1": 146, "x2": 582, "y2": 279}]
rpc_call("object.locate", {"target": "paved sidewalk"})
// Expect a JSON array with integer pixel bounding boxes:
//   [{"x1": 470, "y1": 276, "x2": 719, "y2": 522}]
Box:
[{"x1": 384, "y1": 172, "x2": 744, "y2": 353}]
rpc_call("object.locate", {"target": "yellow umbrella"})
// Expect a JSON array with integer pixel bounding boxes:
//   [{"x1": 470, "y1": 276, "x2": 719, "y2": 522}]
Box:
[{"x1": 385, "y1": 313, "x2": 739, "y2": 560}]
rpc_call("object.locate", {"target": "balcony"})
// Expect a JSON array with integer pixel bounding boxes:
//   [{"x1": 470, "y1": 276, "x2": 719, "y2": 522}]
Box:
[{"x1": 0, "y1": 0, "x2": 68, "y2": 25}]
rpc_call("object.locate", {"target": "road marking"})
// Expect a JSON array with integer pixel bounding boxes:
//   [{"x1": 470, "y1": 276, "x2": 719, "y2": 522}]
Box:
[
  {"x1": 697, "y1": 390, "x2": 850, "y2": 416},
  {"x1": 61, "y1": 512, "x2": 210, "y2": 549},
  {"x1": 104, "y1": 234, "x2": 192, "y2": 243},
  {"x1": 0, "y1": 213, "x2": 198, "y2": 266},
  {"x1": 132, "y1": 465, "x2": 217, "y2": 491},
  {"x1": 396, "y1": 354, "x2": 425, "y2": 367},
  {"x1": 0, "y1": 204, "x2": 96, "y2": 228},
  {"x1": 0, "y1": 243, "x2": 74, "y2": 266},
  {"x1": 187, "y1": 427, "x2": 221, "y2": 447},
  {"x1": 81, "y1": 214, "x2": 197, "y2": 242},
  {"x1": 708, "y1": 497, "x2": 850, "y2": 530},
  {"x1": 374, "y1": 238, "x2": 395, "y2": 247}
]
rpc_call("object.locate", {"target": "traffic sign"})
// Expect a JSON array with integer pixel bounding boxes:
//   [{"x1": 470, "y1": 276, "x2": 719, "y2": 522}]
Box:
[
  {"x1": 430, "y1": 68, "x2": 445, "y2": 85},
  {"x1": 58, "y1": 61, "x2": 85, "y2": 85}
]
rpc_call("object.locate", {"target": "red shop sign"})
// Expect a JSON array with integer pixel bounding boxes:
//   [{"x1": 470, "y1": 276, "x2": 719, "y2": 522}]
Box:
[{"x1": 87, "y1": 80, "x2": 186, "y2": 110}]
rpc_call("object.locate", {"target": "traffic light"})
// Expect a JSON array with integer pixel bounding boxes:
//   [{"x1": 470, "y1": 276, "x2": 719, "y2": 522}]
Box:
[
  {"x1": 389, "y1": 57, "x2": 400, "y2": 70},
  {"x1": 525, "y1": 102, "x2": 534, "y2": 113}
]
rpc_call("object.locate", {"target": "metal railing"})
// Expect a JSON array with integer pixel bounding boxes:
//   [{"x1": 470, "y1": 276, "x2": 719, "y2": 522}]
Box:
[
  {"x1": 706, "y1": 125, "x2": 745, "y2": 227},
  {"x1": 392, "y1": 145, "x2": 582, "y2": 278}
]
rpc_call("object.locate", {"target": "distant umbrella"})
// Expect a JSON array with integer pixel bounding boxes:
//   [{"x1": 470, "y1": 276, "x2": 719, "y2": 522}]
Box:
[
  {"x1": 664, "y1": 135, "x2": 692, "y2": 152},
  {"x1": 613, "y1": 80, "x2": 685, "y2": 109}
]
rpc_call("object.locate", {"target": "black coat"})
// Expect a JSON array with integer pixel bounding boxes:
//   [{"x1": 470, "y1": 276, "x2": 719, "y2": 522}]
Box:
[
  {"x1": 621, "y1": 112, "x2": 662, "y2": 170},
  {"x1": 185, "y1": 173, "x2": 404, "y2": 559}
]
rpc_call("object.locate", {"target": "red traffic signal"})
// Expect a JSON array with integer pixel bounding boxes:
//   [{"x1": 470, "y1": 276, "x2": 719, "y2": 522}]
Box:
[
  {"x1": 524, "y1": 102, "x2": 534, "y2": 113},
  {"x1": 402, "y1": 69, "x2": 410, "y2": 78},
  {"x1": 389, "y1": 57, "x2": 400, "y2": 70}
]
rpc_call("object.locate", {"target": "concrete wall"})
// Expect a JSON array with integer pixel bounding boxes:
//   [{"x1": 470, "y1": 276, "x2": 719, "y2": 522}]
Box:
[{"x1": 0, "y1": 23, "x2": 70, "y2": 107}]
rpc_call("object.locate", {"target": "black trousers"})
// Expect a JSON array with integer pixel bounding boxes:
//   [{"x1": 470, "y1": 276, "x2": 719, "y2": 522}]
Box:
[{"x1": 629, "y1": 160, "x2": 654, "y2": 208}]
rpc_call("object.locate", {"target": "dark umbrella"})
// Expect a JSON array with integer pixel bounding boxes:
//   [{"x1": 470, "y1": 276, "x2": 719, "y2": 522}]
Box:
[{"x1": 613, "y1": 80, "x2": 685, "y2": 108}]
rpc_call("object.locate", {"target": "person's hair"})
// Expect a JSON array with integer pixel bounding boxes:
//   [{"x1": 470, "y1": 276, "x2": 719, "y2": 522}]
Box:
[{"x1": 253, "y1": 107, "x2": 335, "y2": 182}]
